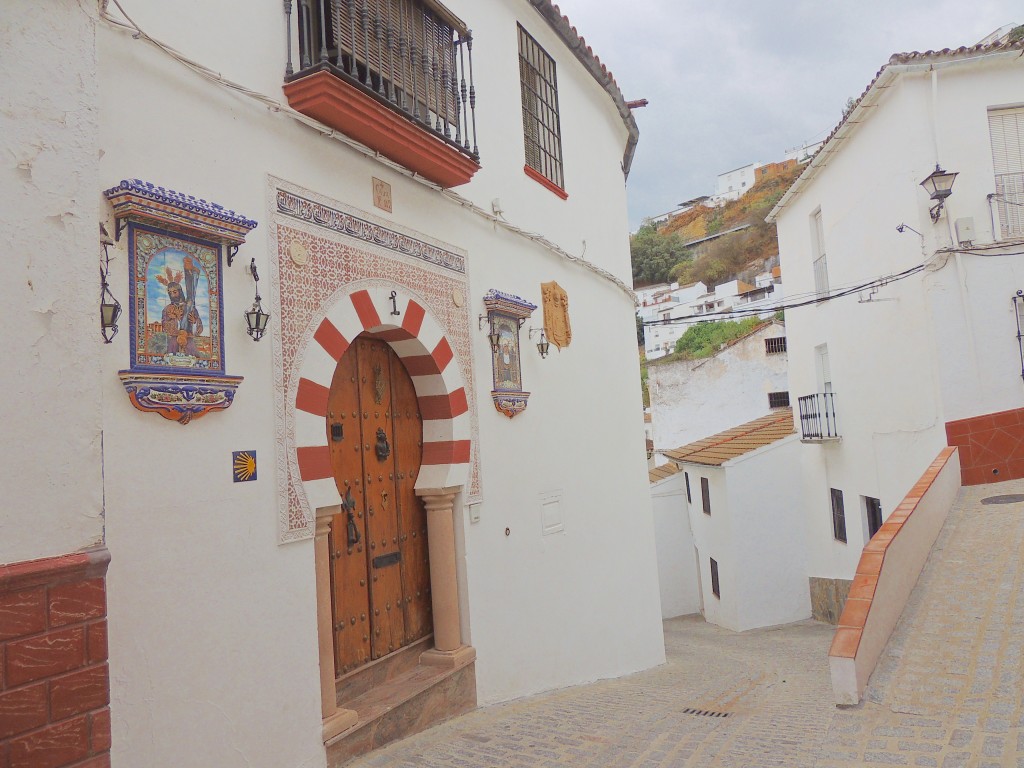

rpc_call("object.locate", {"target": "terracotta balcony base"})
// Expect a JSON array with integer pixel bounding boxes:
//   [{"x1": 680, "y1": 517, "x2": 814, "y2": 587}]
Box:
[{"x1": 285, "y1": 69, "x2": 479, "y2": 189}]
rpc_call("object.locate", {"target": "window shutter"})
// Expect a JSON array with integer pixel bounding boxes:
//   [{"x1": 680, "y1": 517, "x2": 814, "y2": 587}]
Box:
[{"x1": 988, "y1": 107, "x2": 1024, "y2": 238}]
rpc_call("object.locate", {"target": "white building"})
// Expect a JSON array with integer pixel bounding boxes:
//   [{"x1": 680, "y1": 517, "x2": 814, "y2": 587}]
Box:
[
  {"x1": 2, "y1": 1, "x2": 666, "y2": 765},
  {"x1": 713, "y1": 162, "x2": 761, "y2": 204},
  {"x1": 643, "y1": 274, "x2": 783, "y2": 360},
  {"x1": 662, "y1": 410, "x2": 808, "y2": 632},
  {"x1": 648, "y1": 463, "x2": 702, "y2": 619},
  {"x1": 648, "y1": 320, "x2": 789, "y2": 459},
  {"x1": 768, "y1": 26, "x2": 1024, "y2": 620}
]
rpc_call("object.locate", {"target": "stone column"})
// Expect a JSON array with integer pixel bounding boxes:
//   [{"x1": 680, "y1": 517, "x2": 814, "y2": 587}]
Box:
[
  {"x1": 416, "y1": 486, "x2": 476, "y2": 668},
  {"x1": 314, "y1": 506, "x2": 359, "y2": 742}
]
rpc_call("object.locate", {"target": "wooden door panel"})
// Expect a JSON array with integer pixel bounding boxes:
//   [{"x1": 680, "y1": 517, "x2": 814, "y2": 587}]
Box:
[
  {"x1": 356, "y1": 339, "x2": 407, "y2": 659},
  {"x1": 390, "y1": 358, "x2": 431, "y2": 643},
  {"x1": 327, "y1": 344, "x2": 372, "y2": 674}
]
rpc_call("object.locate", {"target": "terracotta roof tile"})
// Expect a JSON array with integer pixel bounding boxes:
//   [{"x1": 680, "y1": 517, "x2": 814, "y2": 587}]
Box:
[
  {"x1": 648, "y1": 463, "x2": 681, "y2": 484},
  {"x1": 664, "y1": 409, "x2": 795, "y2": 466}
]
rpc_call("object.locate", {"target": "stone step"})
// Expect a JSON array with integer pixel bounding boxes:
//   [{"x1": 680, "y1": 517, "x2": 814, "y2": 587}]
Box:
[
  {"x1": 326, "y1": 655, "x2": 476, "y2": 767},
  {"x1": 336, "y1": 635, "x2": 433, "y2": 706}
]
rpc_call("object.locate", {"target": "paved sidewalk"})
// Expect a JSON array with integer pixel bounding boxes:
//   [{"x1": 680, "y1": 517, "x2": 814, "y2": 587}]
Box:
[
  {"x1": 817, "y1": 480, "x2": 1024, "y2": 768},
  {"x1": 349, "y1": 480, "x2": 1024, "y2": 767}
]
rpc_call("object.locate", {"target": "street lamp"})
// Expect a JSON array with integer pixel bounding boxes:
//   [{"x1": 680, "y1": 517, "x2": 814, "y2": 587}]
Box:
[{"x1": 920, "y1": 165, "x2": 958, "y2": 222}]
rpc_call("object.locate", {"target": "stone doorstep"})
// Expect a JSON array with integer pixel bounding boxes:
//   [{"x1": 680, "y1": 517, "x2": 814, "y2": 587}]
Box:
[
  {"x1": 335, "y1": 635, "x2": 434, "y2": 706},
  {"x1": 326, "y1": 660, "x2": 477, "y2": 768}
]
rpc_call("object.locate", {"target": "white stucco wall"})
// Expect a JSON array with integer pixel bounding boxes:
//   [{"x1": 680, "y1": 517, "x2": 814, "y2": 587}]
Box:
[
  {"x1": 775, "y1": 52, "x2": 1024, "y2": 582},
  {"x1": 726, "y1": 437, "x2": 810, "y2": 631},
  {"x1": 0, "y1": 0, "x2": 105, "y2": 564},
  {"x1": 90, "y1": 1, "x2": 664, "y2": 764},
  {"x1": 683, "y1": 466, "x2": 739, "y2": 630},
  {"x1": 650, "y1": 472, "x2": 701, "y2": 618},
  {"x1": 648, "y1": 323, "x2": 789, "y2": 454}
]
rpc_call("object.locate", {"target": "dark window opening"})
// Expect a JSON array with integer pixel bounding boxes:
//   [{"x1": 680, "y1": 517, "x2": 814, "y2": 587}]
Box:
[
  {"x1": 701, "y1": 477, "x2": 711, "y2": 515},
  {"x1": 866, "y1": 496, "x2": 883, "y2": 540},
  {"x1": 831, "y1": 488, "x2": 847, "y2": 543},
  {"x1": 768, "y1": 391, "x2": 790, "y2": 408},
  {"x1": 710, "y1": 558, "x2": 720, "y2": 598},
  {"x1": 684, "y1": 472, "x2": 691, "y2": 503},
  {"x1": 765, "y1": 337, "x2": 787, "y2": 354}
]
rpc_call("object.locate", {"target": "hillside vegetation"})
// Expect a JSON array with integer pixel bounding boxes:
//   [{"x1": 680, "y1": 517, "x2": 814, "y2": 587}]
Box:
[{"x1": 631, "y1": 162, "x2": 804, "y2": 288}]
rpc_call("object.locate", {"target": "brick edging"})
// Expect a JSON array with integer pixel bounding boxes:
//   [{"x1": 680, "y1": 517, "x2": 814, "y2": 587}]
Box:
[{"x1": 0, "y1": 549, "x2": 111, "y2": 594}]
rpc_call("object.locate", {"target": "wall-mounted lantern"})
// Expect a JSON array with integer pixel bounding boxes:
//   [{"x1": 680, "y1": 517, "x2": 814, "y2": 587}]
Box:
[
  {"x1": 245, "y1": 258, "x2": 270, "y2": 342},
  {"x1": 99, "y1": 224, "x2": 122, "y2": 343},
  {"x1": 920, "y1": 165, "x2": 958, "y2": 222},
  {"x1": 529, "y1": 327, "x2": 550, "y2": 358}
]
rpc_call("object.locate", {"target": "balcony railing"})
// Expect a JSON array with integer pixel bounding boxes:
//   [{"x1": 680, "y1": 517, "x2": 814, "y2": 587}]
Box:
[
  {"x1": 798, "y1": 392, "x2": 840, "y2": 441},
  {"x1": 994, "y1": 171, "x2": 1024, "y2": 240},
  {"x1": 284, "y1": 0, "x2": 480, "y2": 187}
]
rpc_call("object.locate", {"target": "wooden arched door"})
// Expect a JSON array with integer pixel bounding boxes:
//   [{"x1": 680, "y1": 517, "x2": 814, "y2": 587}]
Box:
[{"x1": 326, "y1": 336, "x2": 432, "y2": 676}]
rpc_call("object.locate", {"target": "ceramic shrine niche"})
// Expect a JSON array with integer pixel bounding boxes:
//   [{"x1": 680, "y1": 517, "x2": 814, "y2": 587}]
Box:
[
  {"x1": 103, "y1": 179, "x2": 258, "y2": 424},
  {"x1": 483, "y1": 289, "x2": 536, "y2": 419}
]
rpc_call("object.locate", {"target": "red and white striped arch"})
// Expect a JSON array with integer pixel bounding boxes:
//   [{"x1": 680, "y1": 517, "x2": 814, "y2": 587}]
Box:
[{"x1": 292, "y1": 285, "x2": 471, "y2": 513}]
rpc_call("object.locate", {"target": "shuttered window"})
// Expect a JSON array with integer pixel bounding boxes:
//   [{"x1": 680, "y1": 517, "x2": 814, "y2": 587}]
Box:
[
  {"x1": 989, "y1": 107, "x2": 1024, "y2": 239},
  {"x1": 519, "y1": 24, "x2": 565, "y2": 191}
]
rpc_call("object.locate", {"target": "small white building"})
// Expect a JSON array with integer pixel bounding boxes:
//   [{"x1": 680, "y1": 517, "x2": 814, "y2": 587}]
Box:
[
  {"x1": 662, "y1": 410, "x2": 808, "y2": 632},
  {"x1": 768, "y1": 26, "x2": 1024, "y2": 620},
  {"x1": 648, "y1": 320, "x2": 789, "y2": 457},
  {"x1": 713, "y1": 162, "x2": 762, "y2": 204},
  {"x1": 648, "y1": 463, "x2": 701, "y2": 619}
]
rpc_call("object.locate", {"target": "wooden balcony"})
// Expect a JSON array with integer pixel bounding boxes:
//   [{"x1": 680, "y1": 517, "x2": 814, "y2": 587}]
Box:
[{"x1": 285, "y1": 0, "x2": 480, "y2": 188}]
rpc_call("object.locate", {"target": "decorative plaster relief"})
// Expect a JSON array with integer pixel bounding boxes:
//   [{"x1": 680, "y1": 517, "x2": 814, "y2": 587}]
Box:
[
  {"x1": 541, "y1": 281, "x2": 571, "y2": 349},
  {"x1": 268, "y1": 177, "x2": 480, "y2": 543}
]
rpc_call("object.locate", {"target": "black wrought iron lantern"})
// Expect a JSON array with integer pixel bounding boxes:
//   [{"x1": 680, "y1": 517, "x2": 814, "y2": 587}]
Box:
[
  {"x1": 245, "y1": 257, "x2": 270, "y2": 341},
  {"x1": 529, "y1": 327, "x2": 550, "y2": 358},
  {"x1": 920, "y1": 165, "x2": 958, "y2": 222},
  {"x1": 99, "y1": 224, "x2": 122, "y2": 343}
]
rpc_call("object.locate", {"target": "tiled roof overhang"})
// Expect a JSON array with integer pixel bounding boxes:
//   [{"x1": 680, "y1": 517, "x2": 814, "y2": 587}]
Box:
[{"x1": 766, "y1": 36, "x2": 1024, "y2": 223}]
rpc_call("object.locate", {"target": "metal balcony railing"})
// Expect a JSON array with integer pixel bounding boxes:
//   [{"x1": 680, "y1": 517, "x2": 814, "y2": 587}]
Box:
[
  {"x1": 286, "y1": 0, "x2": 479, "y2": 162},
  {"x1": 994, "y1": 171, "x2": 1024, "y2": 240},
  {"x1": 798, "y1": 392, "x2": 839, "y2": 440}
]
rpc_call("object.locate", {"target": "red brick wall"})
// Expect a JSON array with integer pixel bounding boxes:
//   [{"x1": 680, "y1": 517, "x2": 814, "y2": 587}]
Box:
[
  {"x1": 0, "y1": 549, "x2": 111, "y2": 768},
  {"x1": 946, "y1": 406, "x2": 1024, "y2": 485}
]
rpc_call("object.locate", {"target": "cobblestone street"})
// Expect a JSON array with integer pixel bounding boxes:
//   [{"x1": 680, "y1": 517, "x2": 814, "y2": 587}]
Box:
[{"x1": 350, "y1": 481, "x2": 1024, "y2": 768}]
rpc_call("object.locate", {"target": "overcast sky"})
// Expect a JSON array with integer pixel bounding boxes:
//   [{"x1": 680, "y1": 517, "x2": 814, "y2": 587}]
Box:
[{"x1": 549, "y1": 1, "x2": 1020, "y2": 230}]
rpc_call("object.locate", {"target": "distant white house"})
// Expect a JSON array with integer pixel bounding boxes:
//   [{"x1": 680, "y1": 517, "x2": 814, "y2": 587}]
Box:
[
  {"x1": 661, "y1": 410, "x2": 808, "y2": 632},
  {"x1": 712, "y1": 162, "x2": 761, "y2": 205},
  {"x1": 643, "y1": 273, "x2": 783, "y2": 360},
  {"x1": 768, "y1": 25, "x2": 1024, "y2": 620},
  {"x1": 784, "y1": 139, "x2": 824, "y2": 163},
  {"x1": 648, "y1": 320, "x2": 789, "y2": 459}
]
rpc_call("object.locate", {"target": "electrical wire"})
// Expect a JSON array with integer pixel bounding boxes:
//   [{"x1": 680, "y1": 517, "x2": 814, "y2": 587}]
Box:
[{"x1": 100, "y1": 0, "x2": 638, "y2": 304}]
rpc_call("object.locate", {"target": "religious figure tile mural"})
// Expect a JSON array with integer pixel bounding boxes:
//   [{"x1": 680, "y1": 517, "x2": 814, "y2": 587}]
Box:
[{"x1": 104, "y1": 179, "x2": 257, "y2": 424}]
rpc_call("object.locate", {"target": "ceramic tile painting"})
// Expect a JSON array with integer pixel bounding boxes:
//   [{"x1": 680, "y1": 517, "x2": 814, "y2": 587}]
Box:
[{"x1": 129, "y1": 223, "x2": 225, "y2": 374}]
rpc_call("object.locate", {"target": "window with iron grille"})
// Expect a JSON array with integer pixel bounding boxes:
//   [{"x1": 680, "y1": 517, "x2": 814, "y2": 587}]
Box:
[
  {"x1": 518, "y1": 24, "x2": 564, "y2": 192},
  {"x1": 710, "y1": 558, "x2": 720, "y2": 598},
  {"x1": 831, "y1": 488, "x2": 847, "y2": 543},
  {"x1": 989, "y1": 106, "x2": 1024, "y2": 239},
  {"x1": 768, "y1": 391, "x2": 790, "y2": 408},
  {"x1": 764, "y1": 337, "x2": 787, "y2": 355},
  {"x1": 701, "y1": 477, "x2": 711, "y2": 515}
]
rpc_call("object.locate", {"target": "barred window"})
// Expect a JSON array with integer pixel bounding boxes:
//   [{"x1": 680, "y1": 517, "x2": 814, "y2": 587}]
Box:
[
  {"x1": 831, "y1": 488, "x2": 847, "y2": 543},
  {"x1": 768, "y1": 391, "x2": 790, "y2": 408},
  {"x1": 764, "y1": 337, "x2": 787, "y2": 355},
  {"x1": 518, "y1": 24, "x2": 564, "y2": 192}
]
